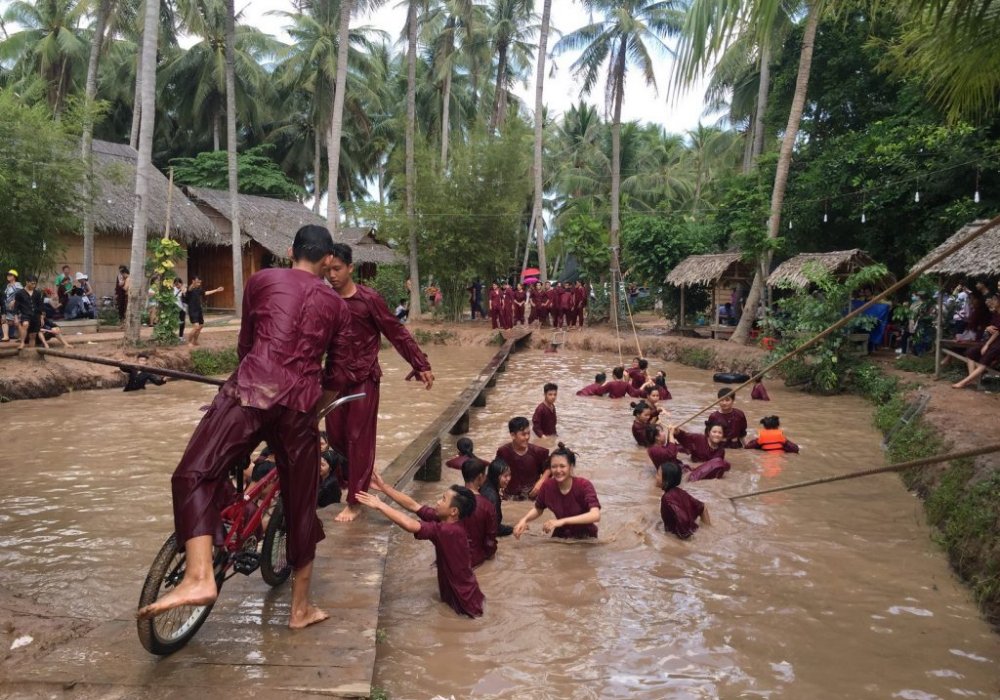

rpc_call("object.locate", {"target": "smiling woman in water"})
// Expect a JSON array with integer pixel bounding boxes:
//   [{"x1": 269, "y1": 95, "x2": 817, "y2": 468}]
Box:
[{"x1": 513, "y1": 442, "x2": 601, "y2": 540}]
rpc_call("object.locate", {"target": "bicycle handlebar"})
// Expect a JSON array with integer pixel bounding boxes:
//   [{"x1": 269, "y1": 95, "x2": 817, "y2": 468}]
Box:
[{"x1": 316, "y1": 392, "x2": 367, "y2": 419}]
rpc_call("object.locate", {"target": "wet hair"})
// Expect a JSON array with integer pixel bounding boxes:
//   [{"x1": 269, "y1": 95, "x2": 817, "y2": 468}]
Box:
[
  {"x1": 654, "y1": 374, "x2": 667, "y2": 388},
  {"x1": 638, "y1": 358, "x2": 648, "y2": 370},
  {"x1": 456, "y1": 437, "x2": 474, "y2": 456},
  {"x1": 508, "y1": 416, "x2": 530, "y2": 434},
  {"x1": 549, "y1": 442, "x2": 577, "y2": 467},
  {"x1": 594, "y1": 372, "x2": 606, "y2": 384},
  {"x1": 291, "y1": 224, "x2": 335, "y2": 263},
  {"x1": 717, "y1": 388, "x2": 735, "y2": 400},
  {"x1": 704, "y1": 418, "x2": 726, "y2": 436},
  {"x1": 631, "y1": 400, "x2": 651, "y2": 417},
  {"x1": 486, "y1": 458, "x2": 510, "y2": 493},
  {"x1": 760, "y1": 415, "x2": 780, "y2": 429},
  {"x1": 330, "y1": 241, "x2": 353, "y2": 266},
  {"x1": 543, "y1": 382, "x2": 558, "y2": 394},
  {"x1": 752, "y1": 375, "x2": 763, "y2": 384},
  {"x1": 612, "y1": 366, "x2": 625, "y2": 379},
  {"x1": 461, "y1": 458, "x2": 486, "y2": 484},
  {"x1": 448, "y1": 485, "x2": 476, "y2": 519},
  {"x1": 661, "y1": 462, "x2": 683, "y2": 491}
]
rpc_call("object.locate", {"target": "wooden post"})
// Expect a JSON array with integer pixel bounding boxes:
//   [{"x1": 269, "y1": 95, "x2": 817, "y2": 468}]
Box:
[
  {"x1": 450, "y1": 410, "x2": 470, "y2": 435},
  {"x1": 473, "y1": 391, "x2": 486, "y2": 407},
  {"x1": 486, "y1": 373, "x2": 497, "y2": 388},
  {"x1": 679, "y1": 285, "x2": 685, "y2": 331},
  {"x1": 415, "y1": 440, "x2": 442, "y2": 482},
  {"x1": 934, "y1": 282, "x2": 944, "y2": 379},
  {"x1": 165, "y1": 167, "x2": 173, "y2": 240}
]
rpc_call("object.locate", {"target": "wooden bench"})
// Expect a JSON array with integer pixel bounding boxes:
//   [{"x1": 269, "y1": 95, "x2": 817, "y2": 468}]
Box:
[{"x1": 57, "y1": 318, "x2": 99, "y2": 334}]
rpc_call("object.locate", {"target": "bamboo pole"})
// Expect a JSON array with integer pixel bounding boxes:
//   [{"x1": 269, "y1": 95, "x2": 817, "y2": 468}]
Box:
[
  {"x1": 675, "y1": 213, "x2": 1000, "y2": 430},
  {"x1": 37, "y1": 348, "x2": 225, "y2": 386},
  {"x1": 730, "y1": 443, "x2": 1000, "y2": 501}
]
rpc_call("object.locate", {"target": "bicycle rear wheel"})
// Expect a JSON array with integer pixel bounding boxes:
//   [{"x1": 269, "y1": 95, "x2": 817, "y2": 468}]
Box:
[
  {"x1": 260, "y1": 501, "x2": 291, "y2": 586},
  {"x1": 136, "y1": 534, "x2": 225, "y2": 655}
]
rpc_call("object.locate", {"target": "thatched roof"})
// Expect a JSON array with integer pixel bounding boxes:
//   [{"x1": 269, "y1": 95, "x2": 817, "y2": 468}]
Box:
[
  {"x1": 767, "y1": 249, "x2": 896, "y2": 289},
  {"x1": 665, "y1": 253, "x2": 749, "y2": 287},
  {"x1": 910, "y1": 219, "x2": 1000, "y2": 281},
  {"x1": 185, "y1": 187, "x2": 401, "y2": 265},
  {"x1": 90, "y1": 140, "x2": 219, "y2": 243}
]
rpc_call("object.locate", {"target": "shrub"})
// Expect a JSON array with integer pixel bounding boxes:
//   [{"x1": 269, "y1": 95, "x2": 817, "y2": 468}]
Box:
[
  {"x1": 676, "y1": 345, "x2": 715, "y2": 369},
  {"x1": 190, "y1": 347, "x2": 239, "y2": 376}
]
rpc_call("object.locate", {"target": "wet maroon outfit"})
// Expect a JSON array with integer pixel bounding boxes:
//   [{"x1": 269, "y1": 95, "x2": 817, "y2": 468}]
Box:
[
  {"x1": 495, "y1": 442, "x2": 549, "y2": 498},
  {"x1": 627, "y1": 367, "x2": 646, "y2": 390},
  {"x1": 648, "y1": 443, "x2": 688, "y2": 472},
  {"x1": 751, "y1": 382, "x2": 770, "y2": 400},
  {"x1": 445, "y1": 454, "x2": 487, "y2": 471},
  {"x1": 604, "y1": 379, "x2": 640, "y2": 399},
  {"x1": 514, "y1": 290, "x2": 526, "y2": 324},
  {"x1": 673, "y1": 429, "x2": 731, "y2": 481},
  {"x1": 171, "y1": 268, "x2": 355, "y2": 569},
  {"x1": 642, "y1": 383, "x2": 672, "y2": 401},
  {"x1": 501, "y1": 288, "x2": 515, "y2": 329},
  {"x1": 419, "y1": 497, "x2": 496, "y2": 568},
  {"x1": 632, "y1": 419, "x2": 655, "y2": 447},
  {"x1": 533, "y1": 476, "x2": 601, "y2": 538},
  {"x1": 660, "y1": 488, "x2": 705, "y2": 540},
  {"x1": 576, "y1": 382, "x2": 608, "y2": 397},
  {"x1": 489, "y1": 288, "x2": 501, "y2": 328},
  {"x1": 324, "y1": 284, "x2": 431, "y2": 506},
  {"x1": 413, "y1": 517, "x2": 484, "y2": 617},
  {"x1": 708, "y1": 408, "x2": 748, "y2": 448},
  {"x1": 532, "y1": 401, "x2": 557, "y2": 437}
]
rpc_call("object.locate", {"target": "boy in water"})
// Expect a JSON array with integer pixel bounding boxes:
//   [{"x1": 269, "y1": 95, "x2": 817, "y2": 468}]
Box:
[
  {"x1": 576, "y1": 372, "x2": 608, "y2": 396},
  {"x1": 604, "y1": 366, "x2": 641, "y2": 399},
  {"x1": 357, "y1": 483, "x2": 484, "y2": 617},
  {"x1": 495, "y1": 416, "x2": 550, "y2": 499},
  {"x1": 660, "y1": 462, "x2": 710, "y2": 540},
  {"x1": 708, "y1": 388, "x2": 747, "y2": 448},
  {"x1": 532, "y1": 382, "x2": 558, "y2": 437},
  {"x1": 122, "y1": 353, "x2": 167, "y2": 392}
]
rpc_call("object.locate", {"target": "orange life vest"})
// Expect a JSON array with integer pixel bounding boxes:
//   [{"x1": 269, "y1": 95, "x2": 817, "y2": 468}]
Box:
[{"x1": 756, "y1": 428, "x2": 787, "y2": 451}]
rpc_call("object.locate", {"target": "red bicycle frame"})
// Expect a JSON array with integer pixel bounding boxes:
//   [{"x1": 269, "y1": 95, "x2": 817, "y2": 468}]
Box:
[{"x1": 218, "y1": 467, "x2": 280, "y2": 559}]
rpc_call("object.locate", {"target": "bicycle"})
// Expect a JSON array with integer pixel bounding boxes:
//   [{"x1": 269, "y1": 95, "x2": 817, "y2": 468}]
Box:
[{"x1": 136, "y1": 392, "x2": 365, "y2": 655}]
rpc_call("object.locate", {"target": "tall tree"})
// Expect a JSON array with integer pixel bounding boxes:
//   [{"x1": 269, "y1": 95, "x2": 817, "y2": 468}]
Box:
[
  {"x1": 326, "y1": 0, "x2": 353, "y2": 232},
  {"x1": 555, "y1": 0, "x2": 684, "y2": 329},
  {"x1": 224, "y1": 0, "x2": 242, "y2": 316},
  {"x1": 405, "y1": 0, "x2": 422, "y2": 316},
  {"x1": 531, "y1": 0, "x2": 552, "y2": 281},
  {"x1": 487, "y1": 0, "x2": 537, "y2": 132},
  {"x1": 125, "y1": 0, "x2": 160, "y2": 344}
]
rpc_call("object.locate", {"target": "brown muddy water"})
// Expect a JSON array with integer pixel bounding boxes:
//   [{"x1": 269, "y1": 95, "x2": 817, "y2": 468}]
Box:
[
  {"x1": 0, "y1": 346, "x2": 494, "y2": 622},
  {"x1": 373, "y1": 350, "x2": 1000, "y2": 699}
]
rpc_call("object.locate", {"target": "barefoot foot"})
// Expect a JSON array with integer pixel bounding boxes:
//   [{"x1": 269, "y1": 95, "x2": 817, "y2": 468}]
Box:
[
  {"x1": 289, "y1": 605, "x2": 329, "y2": 629},
  {"x1": 334, "y1": 504, "x2": 362, "y2": 523},
  {"x1": 136, "y1": 579, "x2": 218, "y2": 620}
]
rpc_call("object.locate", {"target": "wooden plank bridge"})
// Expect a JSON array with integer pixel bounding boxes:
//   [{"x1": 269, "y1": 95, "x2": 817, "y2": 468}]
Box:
[{"x1": 10, "y1": 330, "x2": 532, "y2": 699}]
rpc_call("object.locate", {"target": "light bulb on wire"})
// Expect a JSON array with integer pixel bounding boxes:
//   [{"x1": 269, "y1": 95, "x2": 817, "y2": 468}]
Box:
[{"x1": 914, "y1": 191, "x2": 920, "y2": 203}]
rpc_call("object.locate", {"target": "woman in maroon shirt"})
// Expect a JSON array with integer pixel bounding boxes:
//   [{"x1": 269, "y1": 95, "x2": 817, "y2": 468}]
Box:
[
  {"x1": 659, "y1": 462, "x2": 710, "y2": 540},
  {"x1": 513, "y1": 443, "x2": 601, "y2": 539},
  {"x1": 670, "y1": 420, "x2": 731, "y2": 481},
  {"x1": 630, "y1": 401, "x2": 657, "y2": 447},
  {"x1": 513, "y1": 283, "x2": 527, "y2": 325},
  {"x1": 489, "y1": 283, "x2": 501, "y2": 329},
  {"x1": 648, "y1": 424, "x2": 688, "y2": 487}
]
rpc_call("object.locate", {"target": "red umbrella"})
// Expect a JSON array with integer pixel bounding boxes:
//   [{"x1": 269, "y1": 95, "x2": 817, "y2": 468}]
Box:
[{"x1": 521, "y1": 268, "x2": 540, "y2": 278}]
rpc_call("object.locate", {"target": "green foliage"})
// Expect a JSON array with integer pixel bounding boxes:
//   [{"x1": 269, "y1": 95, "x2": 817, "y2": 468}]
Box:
[
  {"x1": 848, "y1": 362, "x2": 900, "y2": 406},
  {"x1": 893, "y1": 355, "x2": 936, "y2": 375},
  {"x1": 146, "y1": 238, "x2": 185, "y2": 345},
  {"x1": 412, "y1": 329, "x2": 456, "y2": 345},
  {"x1": 170, "y1": 145, "x2": 304, "y2": 199},
  {"x1": 367, "y1": 265, "x2": 407, "y2": 311},
  {"x1": 766, "y1": 264, "x2": 887, "y2": 394},
  {"x1": 98, "y1": 306, "x2": 120, "y2": 326},
  {"x1": 676, "y1": 345, "x2": 716, "y2": 370},
  {"x1": 190, "y1": 347, "x2": 239, "y2": 376},
  {"x1": 0, "y1": 89, "x2": 83, "y2": 275},
  {"x1": 551, "y1": 213, "x2": 609, "y2": 282}
]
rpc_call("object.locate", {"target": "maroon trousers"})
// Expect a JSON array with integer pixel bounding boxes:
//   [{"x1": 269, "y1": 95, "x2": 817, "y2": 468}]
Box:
[
  {"x1": 171, "y1": 392, "x2": 325, "y2": 569},
  {"x1": 325, "y1": 377, "x2": 380, "y2": 505}
]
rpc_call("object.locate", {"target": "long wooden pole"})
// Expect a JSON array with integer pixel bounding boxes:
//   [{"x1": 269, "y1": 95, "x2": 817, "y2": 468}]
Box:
[
  {"x1": 730, "y1": 442, "x2": 1000, "y2": 501},
  {"x1": 37, "y1": 348, "x2": 226, "y2": 386},
  {"x1": 676, "y1": 213, "x2": 1000, "y2": 429}
]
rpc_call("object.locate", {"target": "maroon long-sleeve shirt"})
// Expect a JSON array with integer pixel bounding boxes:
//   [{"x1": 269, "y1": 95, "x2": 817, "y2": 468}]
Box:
[
  {"x1": 674, "y1": 429, "x2": 727, "y2": 463},
  {"x1": 418, "y1": 496, "x2": 497, "y2": 568},
  {"x1": 660, "y1": 488, "x2": 704, "y2": 540},
  {"x1": 532, "y1": 401, "x2": 557, "y2": 437},
  {"x1": 413, "y1": 518, "x2": 484, "y2": 617},
  {"x1": 495, "y1": 442, "x2": 550, "y2": 498},
  {"x1": 708, "y1": 408, "x2": 748, "y2": 448},
  {"x1": 342, "y1": 284, "x2": 431, "y2": 383},
  {"x1": 234, "y1": 268, "x2": 356, "y2": 412},
  {"x1": 604, "y1": 379, "x2": 640, "y2": 399},
  {"x1": 576, "y1": 382, "x2": 608, "y2": 397}
]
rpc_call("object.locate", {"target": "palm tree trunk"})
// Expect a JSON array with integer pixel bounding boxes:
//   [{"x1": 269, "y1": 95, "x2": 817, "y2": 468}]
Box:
[
  {"x1": 326, "y1": 0, "x2": 353, "y2": 235},
  {"x1": 405, "y1": 0, "x2": 422, "y2": 317},
  {"x1": 489, "y1": 42, "x2": 509, "y2": 132},
  {"x1": 608, "y1": 41, "x2": 627, "y2": 331},
  {"x1": 532, "y1": 0, "x2": 552, "y2": 284},
  {"x1": 125, "y1": 0, "x2": 160, "y2": 345},
  {"x1": 129, "y1": 46, "x2": 142, "y2": 149},
  {"x1": 224, "y1": 0, "x2": 243, "y2": 317},
  {"x1": 213, "y1": 111, "x2": 220, "y2": 151},
  {"x1": 748, "y1": 42, "x2": 770, "y2": 169},
  {"x1": 312, "y1": 126, "x2": 322, "y2": 214},
  {"x1": 731, "y1": 3, "x2": 819, "y2": 345},
  {"x1": 378, "y1": 159, "x2": 385, "y2": 205},
  {"x1": 440, "y1": 64, "x2": 452, "y2": 167},
  {"x1": 81, "y1": 0, "x2": 113, "y2": 282}
]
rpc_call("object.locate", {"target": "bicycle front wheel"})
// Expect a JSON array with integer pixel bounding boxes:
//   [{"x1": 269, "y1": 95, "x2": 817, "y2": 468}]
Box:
[
  {"x1": 260, "y1": 501, "x2": 291, "y2": 586},
  {"x1": 136, "y1": 533, "x2": 224, "y2": 655}
]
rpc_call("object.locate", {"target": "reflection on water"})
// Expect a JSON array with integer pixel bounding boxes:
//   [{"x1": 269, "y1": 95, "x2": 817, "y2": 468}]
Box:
[
  {"x1": 374, "y1": 350, "x2": 999, "y2": 699},
  {"x1": 0, "y1": 346, "x2": 494, "y2": 620}
]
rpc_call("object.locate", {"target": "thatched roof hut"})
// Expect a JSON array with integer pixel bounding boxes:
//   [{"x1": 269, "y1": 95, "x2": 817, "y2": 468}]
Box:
[
  {"x1": 767, "y1": 249, "x2": 895, "y2": 290},
  {"x1": 665, "y1": 253, "x2": 750, "y2": 287},
  {"x1": 184, "y1": 187, "x2": 400, "y2": 265},
  {"x1": 910, "y1": 219, "x2": 1000, "y2": 282},
  {"x1": 90, "y1": 140, "x2": 218, "y2": 242}
]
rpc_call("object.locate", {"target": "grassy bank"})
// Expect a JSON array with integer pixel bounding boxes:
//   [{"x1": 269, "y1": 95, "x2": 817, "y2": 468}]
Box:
[{"x1": 849, "y1": 363, "x2": 1000, "y2": 628}]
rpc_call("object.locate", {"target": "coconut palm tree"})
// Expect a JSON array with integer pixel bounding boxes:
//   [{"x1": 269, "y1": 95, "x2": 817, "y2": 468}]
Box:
[
  {"x1": 223, "y1": 0, "x2": 242, "y2": 315},
  {"x1": 555, "y1": 0, "x2": 684, "y2": 328},
  {"x1": 405, "y1": 0, "x2": 422, "y2": 316},
  {"x1": 487, "y1": 0, "x2": 537, "y2": 132},
  {"x1": 325, "y1": 0, "x2": 353, "y2": 232},
  {"x1": 125, "y1": 0, "x2": 160, "y2": 344},
  {"x1": 530, "y1": 0, "x2": 552, "y2": 281}
]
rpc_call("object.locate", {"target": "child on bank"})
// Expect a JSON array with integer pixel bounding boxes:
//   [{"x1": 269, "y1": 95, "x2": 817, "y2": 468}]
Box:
[
  {"x1": 745, "y1": 415, "x2": 800, "y2": 453},
  {"x1": 707, "y1": 388, "x2": 748, "y2": 448},
  {"x1": 356, "y1": 481, "x2": 485, "y2": 617},
  {"x1": 660, "y1": 462, "x2": 711, "y2": 540},
  {"x1": 513, "y1": 443, "x2": 601, "y2": 540},
  {"x1": 532, "y1": 382, "x2": 559, "y2": 437}
]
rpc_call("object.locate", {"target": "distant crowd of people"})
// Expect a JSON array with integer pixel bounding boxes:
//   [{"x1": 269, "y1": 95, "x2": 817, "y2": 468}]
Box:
[{"x1": 464, "y1": 278, "x2": 591, "y2": 330}]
